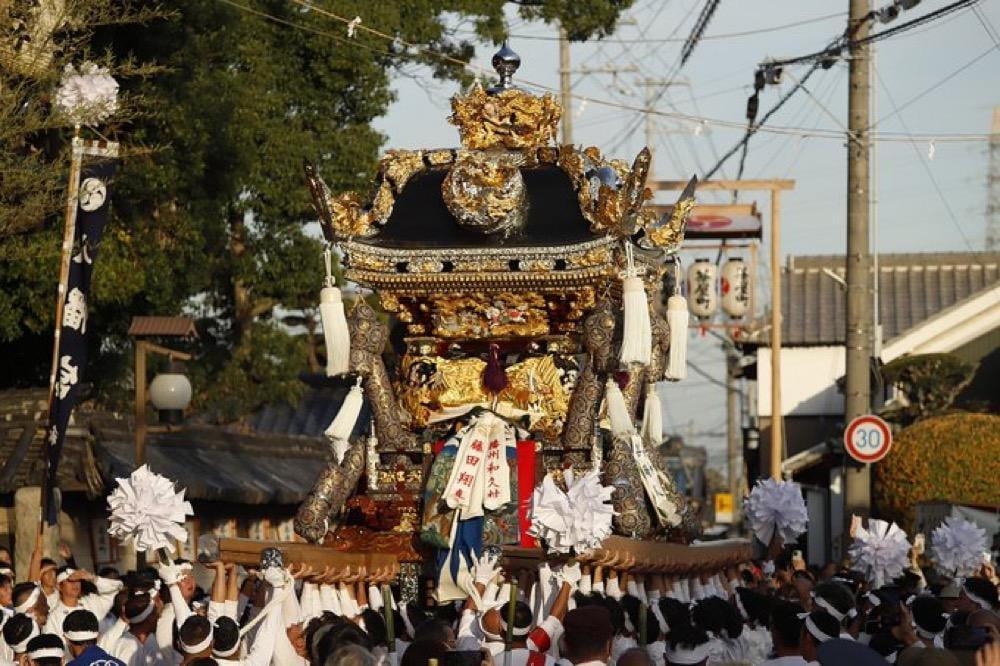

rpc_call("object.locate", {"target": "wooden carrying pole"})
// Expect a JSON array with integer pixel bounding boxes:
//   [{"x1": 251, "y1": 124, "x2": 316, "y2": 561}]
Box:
[{"x1": 653, "y1": 179, "x2": 793, "y2": 480}]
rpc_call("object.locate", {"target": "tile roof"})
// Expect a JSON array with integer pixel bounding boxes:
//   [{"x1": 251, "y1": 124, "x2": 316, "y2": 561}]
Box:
[
  {"x1": 128, "y1": 316, "x2": 198, "y2": 338},
  {"x1": 779, "y1": 252, "x2": 1000, "y2": 346}
]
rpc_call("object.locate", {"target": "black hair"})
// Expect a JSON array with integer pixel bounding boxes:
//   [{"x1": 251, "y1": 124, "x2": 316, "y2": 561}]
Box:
[
  {"x1": 212, "y1": 617, "x2": 240, "y2": 654},
  {"x1": 98, "y1": 566, "x2": 120, "y2": 579},
  {"x1": 3, "y1": 614, "x2": 36, "y2": 651},
  {"x1": 867, "y1": 629, "x2": 902, "y2": 660},
  {"x1": 910, "y1": 595, "x2": 947, "y2": 635},
  {"x1": 26, "y1": 633, "x2": 63, "y2": 666},
  {"x1": 400, "y1": 639, "x2": 448, "y2": 666},
  {"x1": 413, "y1": 618, "x2": 452, "y2": 645},
  {"x1": 179, "y1": 615, "x2": 212, "y2": 651},
  {"x1": 0, "y1": 573, "x2": 11, "y2": 588},
  {"x1": 359, "y1": 609, "x2": 387, "y2": 648},
  {"x1": 813, "y1": 581, "x2": 856, "y2": 627},
  {"x1": 735, "y1": 588, "x2": 771, "y2": 628},
  {"x1": 189, "y1": 659, "x2": 219, "y2": 666},
  {"x1": 63, "y1": 609, "x2": 99, "y2": 644},
  {"x1": 770, "y1": 601, "x2": 805, "y2": 649},
  {"x1": 963, "y1": 577, "x2": 999, "y2": 609},
  {"x1": 499, "y1": 600, "x2": 534, "y2": 631},
  {"x1": 563, "y1": 606, "x2": 614, "y2": 663},
  {"x1": 599, "y1": 595, "x2": 627, "y2": 636},
  {"x1": 658, "y1": 597, "x2": 692, "y2": 635},
  {"x1": 314, "y1": 620, "x2": 372, "y2": 666},
  {"x1": 692, "y1": 597, "x2": 743, "y2": 640},
  {"x1": 13, "y1": 582, "x2": 39, "y2": 607},
  {"x1": 40, "y1": 558, "x2": 56, "y2": 568},
  {"x1": 666, "y1": 620, "x2": 710, "y2": 653}
]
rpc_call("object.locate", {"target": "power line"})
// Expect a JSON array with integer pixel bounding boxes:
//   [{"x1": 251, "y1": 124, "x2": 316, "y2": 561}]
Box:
[
  {"x1": 680, "y1": 0, "x2": 722, "y2": 67},
  {"x1": 215, "y1": 0, "x2": 999, "y2": 145},
  {"x1": 490, "y1": 11, "x2": 847, "y2": 44}
]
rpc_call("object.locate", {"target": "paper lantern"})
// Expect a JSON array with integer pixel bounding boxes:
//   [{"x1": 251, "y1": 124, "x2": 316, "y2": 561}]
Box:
[
  {"x1": 721, "y1": 258, "x2": 750, "y2": 319},
  {"x1": 687, "y1": 258, "x2": 718, "y2": 319}
]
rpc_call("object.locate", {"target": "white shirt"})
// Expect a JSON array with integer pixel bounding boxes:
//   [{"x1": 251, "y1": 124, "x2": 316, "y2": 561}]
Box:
[
  {"x1": 610, "y1": 635, "x2": 637, "y2": 666},
  {"x1": 45, "y1": 577, "x2": 123, "y2": 641}
]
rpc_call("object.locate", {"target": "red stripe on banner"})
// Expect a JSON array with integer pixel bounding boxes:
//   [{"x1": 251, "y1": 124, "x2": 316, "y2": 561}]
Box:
[{"x1": 516, "y1": 440, "x2": 537, "y2": 548}]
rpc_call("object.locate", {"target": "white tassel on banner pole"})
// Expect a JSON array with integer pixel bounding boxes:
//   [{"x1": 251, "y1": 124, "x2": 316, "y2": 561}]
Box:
[
  {"x1": 619, "y1": 244, "x2": 652, "y2": 365},
  {"x1": 664, "y1": 294, "x2": 689, "y2": 381},
  {"x1": 640, "y1": 383, "x2": 663, "y2": 447},
  {"x1": 605, "y1": 379, "x2": 635, "y2": 439},
  {"x1": 324, "y1": 377, "x2": 363, "y2": 464},
  {"x1": 319, "y1": 247, "x2": 350, "y2": 376}
]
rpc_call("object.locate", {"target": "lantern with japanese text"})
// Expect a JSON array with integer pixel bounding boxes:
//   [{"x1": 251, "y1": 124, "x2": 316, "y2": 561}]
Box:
[
  {"x1": 687, "y1": 258, "x2": 718, "y2": 319},
  {"x1": 721, "y1": 257, "x2": 750, "y2": 319}
]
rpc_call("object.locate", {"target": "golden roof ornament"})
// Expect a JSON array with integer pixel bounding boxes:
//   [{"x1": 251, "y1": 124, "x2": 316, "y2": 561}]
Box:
[{"x1": 449, "y1": 43, "x2": 562, "y2": 150}]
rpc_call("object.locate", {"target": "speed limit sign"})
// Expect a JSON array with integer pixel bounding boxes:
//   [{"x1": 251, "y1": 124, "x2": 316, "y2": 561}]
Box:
[{"x1": 844, "y1": 415, "x2": 893, "y2": 463}]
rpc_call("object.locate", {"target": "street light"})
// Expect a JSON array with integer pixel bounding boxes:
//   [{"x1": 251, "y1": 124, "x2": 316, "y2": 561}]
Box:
[
  {"x1": 127, "y1": 317, "x2": 198, "y2": 466},
  {"x1": 149, "y1": 360, "x2": 192, "y2": 424}
]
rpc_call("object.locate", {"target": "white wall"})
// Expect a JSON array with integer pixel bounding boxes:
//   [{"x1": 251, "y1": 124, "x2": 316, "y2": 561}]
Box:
[{"x1": 757, "y1": 346, "x2": 845, "y2": 417}]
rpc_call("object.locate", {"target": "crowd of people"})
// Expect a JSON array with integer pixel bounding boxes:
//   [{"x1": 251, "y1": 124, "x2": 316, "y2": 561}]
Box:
[{"x1": 1, "y1": 538, "x2": 999, "y2": 666}]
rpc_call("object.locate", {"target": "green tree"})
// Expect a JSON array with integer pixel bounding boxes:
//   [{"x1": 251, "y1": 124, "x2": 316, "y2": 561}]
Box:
[{"x1": 1, "y1": 0, "x2": 633, "y2": 419}]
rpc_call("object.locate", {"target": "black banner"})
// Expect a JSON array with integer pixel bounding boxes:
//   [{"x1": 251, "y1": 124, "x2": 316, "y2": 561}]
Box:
[{"x1": 45, "y1": 155, "x2": 116, "y2": 525}]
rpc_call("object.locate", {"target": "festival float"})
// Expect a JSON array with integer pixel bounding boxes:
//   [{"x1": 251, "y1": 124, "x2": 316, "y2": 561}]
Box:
[{"x1": 216, "y1": 45, "x2": 752, "y2": 600}]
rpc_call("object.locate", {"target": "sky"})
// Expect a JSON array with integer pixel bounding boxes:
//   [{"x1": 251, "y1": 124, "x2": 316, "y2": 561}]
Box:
[{"x1": 371, "y1": 0, "x2": 1000, "y2": 470}]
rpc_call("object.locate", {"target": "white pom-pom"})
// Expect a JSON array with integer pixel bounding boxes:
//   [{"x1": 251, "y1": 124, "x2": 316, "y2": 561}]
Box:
[
  {"x1": 640, "y1": 383, "x2": 663, "y2": 447},
  {"x1": 664, "y1": 295, "x2": 688, "y2": 381},
  {"x1": 620, "y1": 276, "x2": 652, "y2": 365},
  {"x1": 743, "y1": 478, "x2": 808, "y2": 546},
  {"x1": 604, "y1": 378, "x2": 635, "y2": 439},
  {"x1": 529, "y1": 470, "x2": 615, "y2": 554},
  {"x1": 324, "y1": 378, "x2": 363, "y2": 463},
  {"x1": 107, "y1": 465, "x2": 193, "y2": 553},
  {"x1": 849, "y1": 518, "x2": 911, "y2": 589},
  {"x1": 931, "y1": 516, "x2": 988, "y2": 577},
  {"x1": 56, "y1": 62, "x2": 118, "y2": 126}
]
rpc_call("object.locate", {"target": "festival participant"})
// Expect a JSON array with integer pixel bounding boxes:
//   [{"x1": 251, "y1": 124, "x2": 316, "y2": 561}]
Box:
[
  {"x1": 663, "y1": 621, "x2": 712, "y2": 666},
  {"x1": 616, "y1": 647, "x2": 652, "y2": 666},
  {"x1": 815, "y1": 638, "x2": 889, "y2": 666},
  {"x1": 177, "y1": 616, "x2": 213, "y2": 666},
  {"x1": 957, "y1": 579, "x2": 998, "y2": 619},
  {"x1": 2, "y1": 574, "x2": 13, "y2": 617},
  {"x1": 99, "y1": 589, "x2": 168, "y2": 666},
  {"x1": 62, "y1": 609, "x2": 124, "y2": 666},
  {"x1": 399, "y1": 639, "x2": 447, "y2": 666},
  {"x1": 44, "y1": 568, "x2": 123, "y2": 641},
  {"x1": 733, "y1": 587, "x2": 773, "y2": 664},
  {"x1": 760, "y1": 602, "x2": 808, "y2": 666},
  {"x1": 691, "y1": 596, "x2": 750, "y2": 664},
  {"x1": 561, "y1": 606, "x2": 614, "y2": 666},
  {"x1": 798, "y1": 610, "x2": 840, "y2": 664},
  {"x1": 211, "y1": 574, "x2": 288, "y2": 666},
  {"x1": 12, "y1": 585, "x2": 49, "y2": 629},
  {"x1": 155, "y1": 561, "x2": 197, "y2": 653},
  {"x1": 811, "y1": 581, "x2": 857, "y2": 640},
  {"x1": 4, "y1": 614, "x2": 40, "y2": 666},
  {"x1": 25, "y1": 634, "x2": 63, "y2": 666},
  {"x1": 909, "y1": 596, "x2": 948, "y2": 649}
]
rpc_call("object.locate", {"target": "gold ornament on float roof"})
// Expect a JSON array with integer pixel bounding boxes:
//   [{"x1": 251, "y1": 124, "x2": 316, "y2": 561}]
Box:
[{"x1": 449, "y1": 84, "x2": 562, "y2": 150}]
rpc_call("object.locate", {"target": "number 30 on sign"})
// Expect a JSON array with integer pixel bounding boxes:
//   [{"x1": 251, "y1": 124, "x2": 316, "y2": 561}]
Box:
[{"x1": 844, "y1": 414, "x2": 892, "y2": 464}]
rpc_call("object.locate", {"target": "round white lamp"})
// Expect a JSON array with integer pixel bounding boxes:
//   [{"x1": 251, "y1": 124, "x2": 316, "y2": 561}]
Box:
[{"x1": 149, "y1": 363, "x2": 192, "y2": 424}]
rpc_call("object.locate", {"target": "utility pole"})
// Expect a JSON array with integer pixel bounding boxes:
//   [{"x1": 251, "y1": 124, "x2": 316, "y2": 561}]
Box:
[
  {"x1": 559, "y1": 25, "x2": 572, "y2": 145},
  {"x1": 987, "y1": 106, "x2": 1000, "y2": 250},
  {"x1": 844, "y1": 0, "x2": 873, "y2": 542},
  {"x1": 725, "y1": 343, "x2": 743, "y2": 530}
]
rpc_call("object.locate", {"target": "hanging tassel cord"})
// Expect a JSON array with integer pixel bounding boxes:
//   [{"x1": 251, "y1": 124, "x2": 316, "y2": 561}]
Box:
[
  {"x1": 619, "y1": 243, "x2": 653, "y2": 366},
  {"x1": 322, "y1": 246, "x2": 336, "y2": 288},
  {"x1": 664, "y1": 260, "x2": 689, "y2": 382}
]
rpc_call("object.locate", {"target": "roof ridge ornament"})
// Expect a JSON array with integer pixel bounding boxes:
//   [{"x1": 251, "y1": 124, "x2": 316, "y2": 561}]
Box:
[{"x1": 487, "y1": 42, "x2": 521, "y2": 94}]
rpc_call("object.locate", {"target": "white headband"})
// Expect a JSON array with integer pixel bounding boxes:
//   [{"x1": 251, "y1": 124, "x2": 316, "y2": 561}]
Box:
[
  {"x1": 0, "y1": 567, "x2": 13, "y2": 577},
  {"x1": 866, "y1": 592, "x2": 882, "y2": 608},
  {"x1": 915, "y1": 625, "x2": 942, "y2": 640},
  {"x1": 962, "y1": 585, "x2": 993, "y2": 611},
  {"x1": 180, "y1": 628, "x2": 214, "y2": 654},
  {"x1": 65, "y1": 629, "x2": 99, "y2": 642},
  {"x1": 177, "y1": 562, "x2": 194, "y2": 574},
  {"x1": 812, "y1": 596, "x2": 846, "y2": 622},
  {"x1": 213, "y1": 643, "x2": 240, "y2": 658},
  {"x1": 664, "y1": 642, "x2": 712, "y2": 664},
  {"x1": 56, "y1": 569, "x2": 75, "y2": 584},
  {"x1": 497, "y1": 616, "x2": 531, "y2": 638},
  {"x1": 802, "y1": 615, "x2": 837, "y2": 644},
  {"x1": 126, "y1": 597, "x2": 157, "y2": 624},
  {"x1": 10, "y1": 621, "x2": 40, "y2": 653},
  {"x1": 28, "y1": 647, "x2": 64, "y2": 660},
  {"x1": 14, "y1": 586, "x2": 41, "y2": 614}
]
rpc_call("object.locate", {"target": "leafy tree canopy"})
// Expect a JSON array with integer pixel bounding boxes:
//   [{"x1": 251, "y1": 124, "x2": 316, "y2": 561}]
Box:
[{"x1": 0, "y1": 0, "x2": 633, "y2": 420}]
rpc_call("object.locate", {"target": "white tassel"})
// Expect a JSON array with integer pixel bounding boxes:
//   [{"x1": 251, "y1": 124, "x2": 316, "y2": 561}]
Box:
[
  {"x1": 605, "y1": 379, "x2": 635, "y2": 439},
  {"x1": 664, "y1": 294, "x2": 689, "y2": 381},
  {"x1": 619, "y1": 245, "x2": 652, "y2": 365},
  {"x1": 324, "y1": 377, "x2": 363, "y2": 464},
  {"x1": 319, "y1": 248, "x2": 350, "y2": 376},
  {"x1": 641, "y1": 383, "x2": 663, "y2": 447}
]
